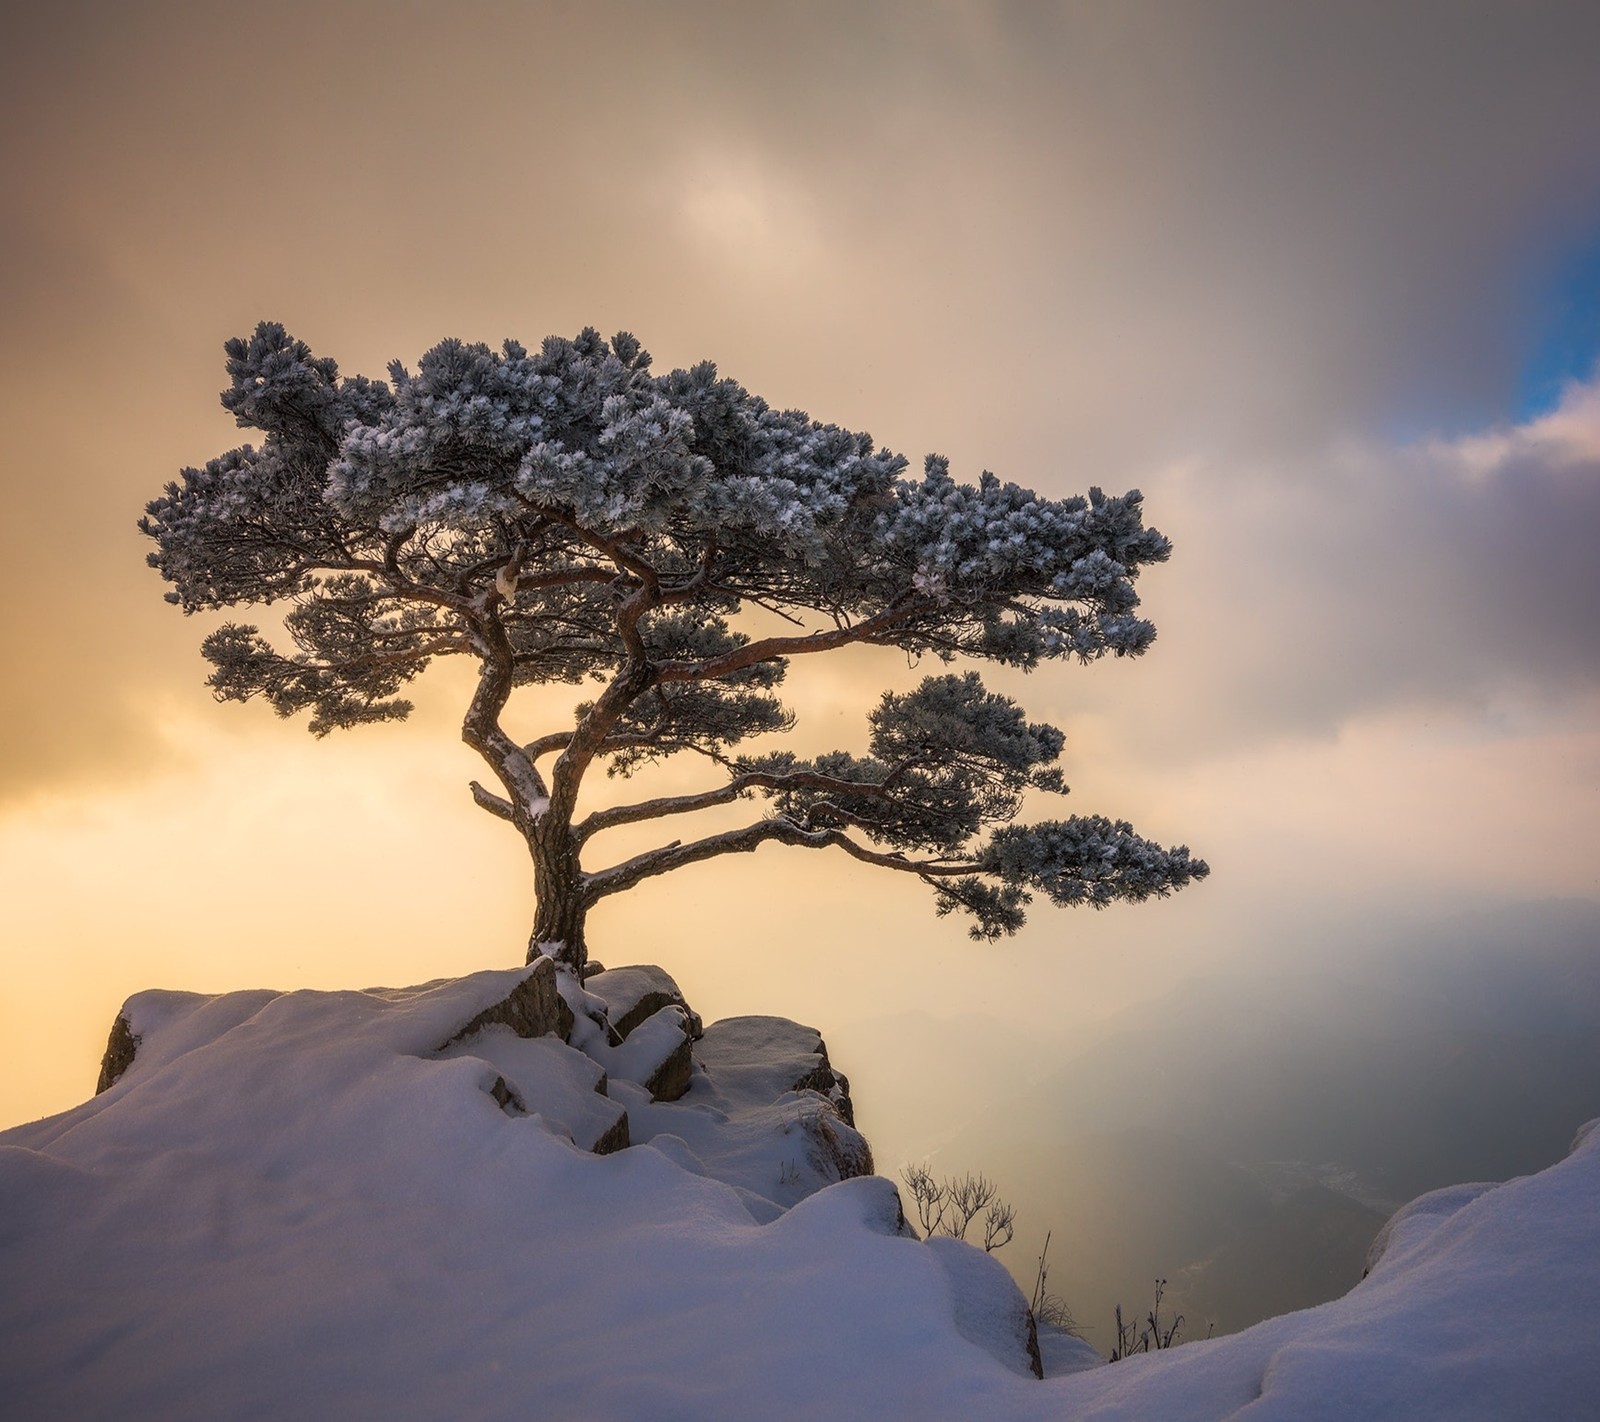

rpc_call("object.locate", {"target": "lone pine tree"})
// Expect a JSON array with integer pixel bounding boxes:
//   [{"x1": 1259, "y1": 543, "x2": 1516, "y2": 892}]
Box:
[{"x1": 143, "y1": 324, "x2": 1207, "y2": 974}]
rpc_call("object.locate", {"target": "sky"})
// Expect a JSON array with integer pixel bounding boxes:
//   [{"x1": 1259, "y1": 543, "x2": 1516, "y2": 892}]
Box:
[{"x1": 3, "y1": 0, "x2": 1600, "y2": 1131}]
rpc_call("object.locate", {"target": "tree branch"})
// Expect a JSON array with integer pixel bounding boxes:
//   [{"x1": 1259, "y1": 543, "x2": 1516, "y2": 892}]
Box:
[
  {"x1": 576, "y1": 782, "x2": 747, "y2": 841},
  {"x1": 654, "y1": 602, "x2": 925, "y2": 683},
  {"x1": 516, "y1": 495, "x2": 662, "y2": 586},
  {"x1": 461, "y1": 611, "x2": 550, "y2": 813},
  {"x1": 575, "y1": 764, "x2": 907, "y2": 842},
  {"x1": 543, "y1": 536, "x2": 667, "y2": 821},
  {"x1": 582, "y1": 816, "x2": 981, "y2": 903},
  {"x1": 469, "y1": 780, "x2": 516, "y2": 821}
]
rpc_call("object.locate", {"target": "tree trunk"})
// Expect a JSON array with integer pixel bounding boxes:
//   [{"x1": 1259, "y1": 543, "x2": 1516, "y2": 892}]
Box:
[{"x1": 527, "y1": 824, "x2": 588, "y2": 974}]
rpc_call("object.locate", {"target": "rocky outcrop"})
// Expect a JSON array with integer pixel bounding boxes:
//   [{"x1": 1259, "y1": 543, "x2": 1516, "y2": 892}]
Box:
[
  {"x1": 437, "y1": 955, "x2": 571, "y2": 1049},
  {"x1": 90, "y1": 960, "x2": 852, "y2": 1178},
  {"x1": 70, "y1": 961, "x2": 1058, "y2": 1396},
  {"x1": 798, "y1": 1099, "x2": 875, "y2": 1181},
  {"x1": 95, "y1": 1013, "x2": 141, "y2": 1094},
  {"x1": 585, "y1": 964, "x2": 703, "y2": 1043},
  {"x1": 434, "y1": 961, "x2": 705, "y2": 1145},
  {"x1": 593, "y1": 1003, "x2": 696, "y2": 1102},
  {"x1": 615, "y1": 1012, "x2": 878, "y2": 1220},
  {"x1": 693, "y1": 1015, "x2": 860, "y2": 1128},
  {"x1": 436, "y1": 965, "x2": 631, "y2": 1154}
]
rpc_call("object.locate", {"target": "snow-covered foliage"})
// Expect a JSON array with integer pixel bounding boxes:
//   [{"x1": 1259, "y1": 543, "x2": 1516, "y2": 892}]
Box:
[
  {"x1": 142, "y1": 324, "x2": 1205, "y2": 963},
  {"x1": 3, "y1": 973, "x2": 1598, "y2": 1420}
]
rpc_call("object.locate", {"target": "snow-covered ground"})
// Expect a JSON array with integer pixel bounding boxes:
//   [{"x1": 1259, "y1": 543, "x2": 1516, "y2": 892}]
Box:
[{"x1": 2, "y1": 964, "x2": 1596, "y2": 1420}]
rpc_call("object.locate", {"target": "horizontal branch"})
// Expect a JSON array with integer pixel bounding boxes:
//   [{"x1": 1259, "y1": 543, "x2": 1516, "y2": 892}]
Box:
[
  {"x1": 511, "y1": 566, "x2": 618, "y2": 593},
  {"x1": 577, "y1": 782, "x2": 745, "y2": 841},
  {"x1": 582, "y1": 816, "x2": 980, "y2": 904},
  {"x1": 343, "y1": 636, "x2": 470, "y2": 668},
  {"x1": 516, "y1": 495, "x2": 661, "y2": 587},
  {"x1": 339, "y1": 556, "x2": 479, "y2": 616},
  {"x1": 522, "y1": 729, "x2": 683, "y2": 763}
]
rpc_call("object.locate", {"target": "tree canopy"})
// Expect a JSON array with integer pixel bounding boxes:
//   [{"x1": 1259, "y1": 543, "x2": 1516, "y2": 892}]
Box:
[{"x1": 143, "y1": 323, "x2": 1207, "y2": 972}]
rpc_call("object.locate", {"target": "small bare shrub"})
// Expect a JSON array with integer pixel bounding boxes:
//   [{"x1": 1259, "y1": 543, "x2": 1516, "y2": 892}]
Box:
[
  {"x1": 1029, "y1": 1230, "x2": 1085, "y2": 1338},
  {"x1": 900, "y1": 1165, "x2": 1017, "y2": 1252},
  {"x1": 1109, "y1": 1278, "x2": 1184, "y2": 1361}
]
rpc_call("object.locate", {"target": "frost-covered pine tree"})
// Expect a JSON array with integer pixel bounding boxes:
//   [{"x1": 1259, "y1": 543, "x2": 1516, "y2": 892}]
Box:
[{"x1": 143, "y1": 324, "x2": 1207, "y2": 974}]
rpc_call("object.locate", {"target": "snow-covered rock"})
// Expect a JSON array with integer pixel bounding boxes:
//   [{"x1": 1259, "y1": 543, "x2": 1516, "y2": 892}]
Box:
[
  {"x1": 585, "y1": 964, "x2": 703, "y2": 1042},
  {"x1": 437, "y1": 953, "x2": 570, "y2": 1047},
  {"x1": 695, "y1": 1013, "x2": 859, "y2": 1126},
  {"x1": 437, "y1": 1026, "x2": 629, "y2": 1153},
  {"x1": 589, "y1": 1002, "x2": 696, "y2": 1101},
  {"x1": 613, "y1": 1014, "x2": 876, "y2": 1224}
]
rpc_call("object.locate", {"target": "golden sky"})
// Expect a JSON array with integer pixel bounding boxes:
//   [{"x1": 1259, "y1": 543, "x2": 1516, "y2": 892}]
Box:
[{"x1": 4, "y1": 1, "x2": 1600, "y2": 1129}]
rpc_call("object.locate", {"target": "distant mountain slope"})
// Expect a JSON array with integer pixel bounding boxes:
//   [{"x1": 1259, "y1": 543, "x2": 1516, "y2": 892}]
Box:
[
  {"x1": 935, "y1": 900, "x2": 1600, "y2": 1336},
  {"x1": 1170, "y1": 1185, "x2": 1388, "y2": 1334}
]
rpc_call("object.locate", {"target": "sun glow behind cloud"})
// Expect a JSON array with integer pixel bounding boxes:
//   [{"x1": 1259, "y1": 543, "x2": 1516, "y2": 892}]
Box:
[{"x1": 671, "y1": 147, "x2": 822, "y2": 275}]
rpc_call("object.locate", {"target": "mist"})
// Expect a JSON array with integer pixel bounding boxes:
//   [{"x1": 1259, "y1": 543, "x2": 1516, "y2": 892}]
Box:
[{"x1": 833, "y1": 900, "x2": 1600, "y2": 1336}]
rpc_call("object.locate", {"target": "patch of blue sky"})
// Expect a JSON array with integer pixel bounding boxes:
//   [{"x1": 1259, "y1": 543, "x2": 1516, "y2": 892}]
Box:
[
  {"x1": 1381, "y1": 227, "x2": 1600, "y2": 446},
  {"x1": 1515, "y1": 228, "x2": 1600, "y2": 421}
]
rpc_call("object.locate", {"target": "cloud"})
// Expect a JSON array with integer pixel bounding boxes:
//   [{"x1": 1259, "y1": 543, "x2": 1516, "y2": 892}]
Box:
[
  {"x1": 1080, "y1": 378, "x2": 1600, "y2": 761},
  {"x1": 1439, "y1": 381, "x2": 1600, "y2": 477},
  {"x1": 6, "y1": 2, "x2": 1600, "y2": 807}
]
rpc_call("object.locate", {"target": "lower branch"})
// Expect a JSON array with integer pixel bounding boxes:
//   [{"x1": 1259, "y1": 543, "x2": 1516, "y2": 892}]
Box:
[{"x1": 582, "y1": 817, "x2": 978, "y2": 904}]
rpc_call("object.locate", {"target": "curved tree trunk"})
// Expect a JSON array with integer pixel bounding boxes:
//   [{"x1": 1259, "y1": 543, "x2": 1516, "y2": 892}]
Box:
[
  {"x1": 528, "y1": 824, "x2": 588, "y2": 973},
  {"x1": 459, "y1": 611, "x2": 595, "y2": 976}
]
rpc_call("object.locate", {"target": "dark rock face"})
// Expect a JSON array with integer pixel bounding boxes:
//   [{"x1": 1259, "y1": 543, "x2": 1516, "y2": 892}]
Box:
[
  {"x1": 644, "y1": 1026, "x2": 695, "y2": 1103},
  {"x1": 598, "y1": 1003, "x2": 696, "y2": 1102},
  {"x1": 800, "y1": 1062, "x2": 856, "y2": 1128},
  {"x1": 95, "y1": 1014, "x2": 141, "y2": 1094},
  {"x1": 438, "y1": 956, "x2": 571, "y2": 1049},
  {"x1": 590, "y1": 1110, "x2": 631, "y2": 1155},
  {"x1": 488, "y1": 1074, "x2": 525, "y2": 1113},
  {"x1": 800, "y1": 1102, "x2": 875, "y2": 1181}
]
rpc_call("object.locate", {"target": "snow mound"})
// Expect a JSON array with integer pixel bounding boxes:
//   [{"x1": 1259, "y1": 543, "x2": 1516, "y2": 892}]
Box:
[
  {"x1": 926, "y1": 1235, "x2": 1041, "y2": 1377},
  {"x1": 3, "y1": 969, "x2": 1599, "y2": 1420},
  {"x1": 437, "y1": 1026, "x2": 627, "y2": 1153},
  {"x1": 0, "y1": 969, "x2": 1033, "y2": 1420}
]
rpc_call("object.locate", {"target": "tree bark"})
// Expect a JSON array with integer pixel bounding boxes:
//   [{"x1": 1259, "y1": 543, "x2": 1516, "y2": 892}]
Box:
[
  {"x1": 527, "y1": 820, "x2": 588, "y2": 972},
  {"x1": 458, "y1": 605, "x2": 598, "y2": 974}
]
